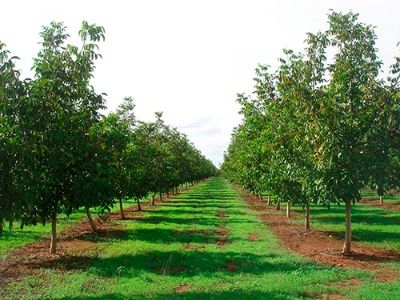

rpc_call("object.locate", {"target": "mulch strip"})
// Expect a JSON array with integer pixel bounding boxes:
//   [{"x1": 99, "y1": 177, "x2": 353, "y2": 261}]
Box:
[{"x1": 240, "y1": 192, "x2": 400, "y2": 282}]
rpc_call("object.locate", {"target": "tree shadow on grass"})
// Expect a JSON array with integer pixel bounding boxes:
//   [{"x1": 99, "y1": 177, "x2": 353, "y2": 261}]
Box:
[
  {"x1": 162, "y1": 203, "x2": 225, "y2": 209},
  {"x1": 311, "y1": 211, "x2": 400, "y2": 227},
  {"x1": 123, "y1": 227, "x2": 218, "y2": 244},
  {"x1": 56, "y1": 289, "x2": 296, "y2": 300},
  {"x1": 27, "y1": 250, "x2": 310, "y2": 279},
  {"x1": 86, "y1": 250, "x2": 309, "y2": 278},
  {"x1": 175, "y1": 194, "x2": 236, "y2": 201},
  {"x1": 141, "y1": 215, "x2": 258, "y2": 227},
  {"x1": 141, "y1": 216, "x2": 217, "y2": 227}
]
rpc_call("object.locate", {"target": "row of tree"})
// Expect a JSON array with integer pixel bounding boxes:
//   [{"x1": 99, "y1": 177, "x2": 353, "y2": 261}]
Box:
[
  {"x1": 221, "y1": 11, "x2": 400, "y2": 254},
  {"x1": 0, "y1": 22, "x2": 217, "y2": 253}
]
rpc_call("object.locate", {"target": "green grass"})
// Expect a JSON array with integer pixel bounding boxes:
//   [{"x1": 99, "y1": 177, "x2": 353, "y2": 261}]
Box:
[
  {"x1": 2, "y1": 177, "x2": 399, "y2": 299},
  {"x1": 0, "y1": 198, "x2": 138, "y2": 259},
  {"x1": 361, "y1": 191, "x2": 400, "y2": 205},
  {"x1": 291, "y1": 201, "x2": 400, "y2": 252}
]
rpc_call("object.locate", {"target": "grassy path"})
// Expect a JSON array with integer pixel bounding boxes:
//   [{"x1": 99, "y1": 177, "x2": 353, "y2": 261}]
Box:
[{"x1": 2, "y1": 177, "x2": 399, "y2": 299}]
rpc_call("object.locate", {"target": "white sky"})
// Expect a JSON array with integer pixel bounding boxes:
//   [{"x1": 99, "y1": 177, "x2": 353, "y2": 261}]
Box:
[{"x1": 1, "y1": 0, "x2": 399, "y2": 166}]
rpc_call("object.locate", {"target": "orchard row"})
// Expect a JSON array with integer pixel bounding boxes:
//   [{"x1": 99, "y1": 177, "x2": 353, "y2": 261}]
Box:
[
  {"x1": 0, "y1": 22, "x2": 217, "y2": 253},
  {"x1": 222, "y1": 11, "x2": 400, "y2": 254}
]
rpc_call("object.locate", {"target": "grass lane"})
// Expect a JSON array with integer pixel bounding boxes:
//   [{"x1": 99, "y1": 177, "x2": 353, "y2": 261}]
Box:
[{"x1": 2, "y1": 177, "x2": 400, "y2": 299}]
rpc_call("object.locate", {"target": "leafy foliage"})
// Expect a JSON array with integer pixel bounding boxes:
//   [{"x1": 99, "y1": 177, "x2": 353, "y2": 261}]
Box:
[
  {"x1": 222, "y1": 11, "x2": 400, "y2": 253},
  {"x1": 0, "y1": 22, "x2": 217, "y2": 252}
]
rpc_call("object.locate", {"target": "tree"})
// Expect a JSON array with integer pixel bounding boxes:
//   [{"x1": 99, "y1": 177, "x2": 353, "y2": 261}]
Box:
[
  {"x1": 0, "y1": 42, "x2": 26, "y2": 234},
  {"x1": 223, "y1": 11, "x2": 400, "y2": 254},
  {"x1": 309, "y1": 12, "x2": 383, "y2": 254},
  {"x1": 18, "y1": 21, "x2": 105, "y2": 253}
]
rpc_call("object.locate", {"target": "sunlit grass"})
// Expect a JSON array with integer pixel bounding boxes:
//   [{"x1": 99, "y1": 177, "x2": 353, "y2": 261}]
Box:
[{"x1": 2, "y1": 178, "x2": 400, "y2": 299}]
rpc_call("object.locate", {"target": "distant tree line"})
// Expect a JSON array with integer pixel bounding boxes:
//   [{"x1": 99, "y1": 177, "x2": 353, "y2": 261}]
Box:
[
  {"x1": 221, "y1": 11, "x2": 400, "y2": 254},
  {"x1": 0, "y1": 21, "x2": 217, "y2": 253}
]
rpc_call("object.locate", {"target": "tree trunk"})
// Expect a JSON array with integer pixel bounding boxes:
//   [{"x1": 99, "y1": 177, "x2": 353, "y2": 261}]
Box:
[
  {"x1": 342, "y1": 199, "x2": 352, "y2": 255},
  {"x1": 0, "y1": 216, "x2": 3, "y2": 235},
  {"x1": 137, "y1": 198, "x2": 142, "y2": 211},
  {"x1": 259, "y1": 194, "x2": 263, "y2": 201},
  {"x1": 379, "y1": 195, "x2": 383, "y2": 204},
  {"x1": 267, "y1": 196, "x2": 271, "y2": 205},
  {"x1": 50, "y1": 214, "x2": 57, "y2": 254},
  {"x1": 119, "y1": 198, "x2": 126, "y2": 220},
  {"x1": 305, "y1": 201, "x2": 310, "y2": 230},
  {"x1": 159, "y1": 192, "x2": 163, "y2": 201},
  {"x1": 276, "y1": 200, "x2": 280, "y2": 211},
  {"x1": 167, "y1": 192, "x2": 170, "y2": 198},
  {"x1": 151, "y1": 194, "x2": 156, "y2": 206},
  {"x1": 85, "y1": 206, "x2": 97, "y2": 232},
  {"x1": 8, "y1": 219, "x2": 13, "y2": 231},
  {"x1": 286, "y1": 201, "x2": 291, "y2": 219}
]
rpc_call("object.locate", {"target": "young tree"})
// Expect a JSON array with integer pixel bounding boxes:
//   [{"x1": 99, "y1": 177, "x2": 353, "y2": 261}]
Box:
[
  {"x1": 18, "y1": 21, "x2": 105, "y2": 253},
  {"x1": 223, "y1": 11, "x2": 399, "y2": 254},
  {"x1": 0, "y1": 43, "x2": 26, "y2": 234}
]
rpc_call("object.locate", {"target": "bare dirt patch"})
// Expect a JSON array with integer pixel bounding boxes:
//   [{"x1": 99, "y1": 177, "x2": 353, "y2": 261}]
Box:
[
  {"x1": 183, "y1": 244, "x2": 206, "y2": 251},
  {"x1": 375, "y1": 269, "x2": 399, "y2": 282},
  {"x1": 360, "y1": 199, "x2": 400, "y2": 212},
  {"x1": 216, "y1": 226, "x2": 229, "y2": 246},
  {"x1": 218, "y1": 212, "x2": 229, "y2": 220},
  {"x1": 308, "y1": 278, "x2": 361, "y2": 299},
  {"x1": 241, "y1": 192, "x2": 400, "y2": 282},
  {"x1": 248, "y1": 232, "x2": 260, "y2": 241},
  {"x1": 335, "y1": 278, "x2": 362, "y2": 288},
  {"x1": 313, "y1": 293, "x2": 346, "y2": 299},
  {"x1": 225, "y1": 260, "x2": 238, "y2": 272},
  {"x1": 175, "y1": 283, "x2": 191, "y2": 293}
]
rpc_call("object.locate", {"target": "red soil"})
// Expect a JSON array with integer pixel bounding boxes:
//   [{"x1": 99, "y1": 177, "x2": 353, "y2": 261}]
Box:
[
  {"x1": 175, "y1": 284, "x2": 191, "y2": 293},
  {"x1": 225, "y1": 260, "x2": 239, "y2": 272},
  {"x1": 247, "y1": 232, "x2": 260, "y2": 241},
  {"x1": 216, "y1": 226, "x2": 229, "y2": 246},
  {"x1": 218, "y1": 212, "x2": 229, "y2": 220}
]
